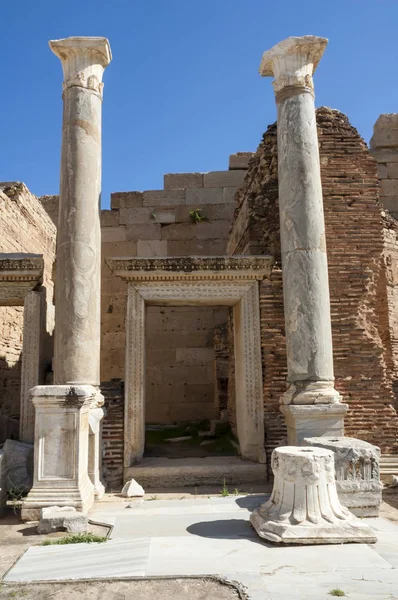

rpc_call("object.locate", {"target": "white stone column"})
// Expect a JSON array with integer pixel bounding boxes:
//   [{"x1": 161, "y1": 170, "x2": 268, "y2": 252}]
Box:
[
  {"x1": 259, "y1": 36, "x2": 347, "y2": 443},
  {"x1": 124, "y1": 284, "x2": 146, "y2": 472},
  {"x1": 22, "y1": 38, "x2": 111, "y2": 518},
  {"x1": 50, "y1": 37, "x2": 111, "y2": 386}
]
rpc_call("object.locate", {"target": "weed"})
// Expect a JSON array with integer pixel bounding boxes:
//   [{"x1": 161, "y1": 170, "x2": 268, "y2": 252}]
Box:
[
  {"x1": 233, "y1": 488, "x2": 240, "y2": 495},
  {"x1": 41, "y1": 533, "x2": 107, "y2": 546},
  {"x1": 151, "y1": 211, "x2": 157, "y2": 220},
  {"x1": 7, "y1": 484, "x2": 26, "y2": 515},
  {"x1": 329, "y1": 590, "x2": 346, "y2": 597},
  {"x1": 189, "y1": 208, "x2": 207, "y2": 224},
  {"x1": 221, "y1": 479, "x2": 229, "y2": 497},
  {"x1": 147, "y1": 495, "x2": 158, "y2": 501}
]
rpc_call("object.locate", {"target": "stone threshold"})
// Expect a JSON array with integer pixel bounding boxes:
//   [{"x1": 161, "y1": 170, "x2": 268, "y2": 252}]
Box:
[{"x1": 124, "y1": 456, "x2": 267, "y2": 488}]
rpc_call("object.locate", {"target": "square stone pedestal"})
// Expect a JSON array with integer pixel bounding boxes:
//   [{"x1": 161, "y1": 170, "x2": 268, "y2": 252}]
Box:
[
  {"x1": 280, "y1": 403, "x2": 348, "y2": 446},
  {"x1": 21, "y1": 385, "x2": 97, "y2": 521}
]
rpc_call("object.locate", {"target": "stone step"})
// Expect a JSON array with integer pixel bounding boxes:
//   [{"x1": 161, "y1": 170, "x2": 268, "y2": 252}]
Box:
[
  {"x1": 380, "y1": 454, "x2": 398, "y2": 482},
  {"x1": 125, "y1": 457, "x2": 267, "y2": 488}
]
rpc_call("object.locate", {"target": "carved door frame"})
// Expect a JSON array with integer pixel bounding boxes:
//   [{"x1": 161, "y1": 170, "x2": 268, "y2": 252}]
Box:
[{"x1": 106, "y1": 256, "x2": 272, "y2": 479}]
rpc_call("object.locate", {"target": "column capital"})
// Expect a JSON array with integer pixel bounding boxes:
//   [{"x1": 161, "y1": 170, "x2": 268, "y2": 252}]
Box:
[
  {"x1": 49, "y1": 36, "x2": 112, "y2": 96},
  {"x1": 259, "y1": 35, "x2": 327, "y2": 95}
]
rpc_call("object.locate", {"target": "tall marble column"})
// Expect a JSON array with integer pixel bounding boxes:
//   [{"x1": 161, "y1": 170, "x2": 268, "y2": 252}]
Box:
[
  {"x1": 21, "y1": 38, "x2": 111, "y2": 520},
  {"x1": 259, "y1": 36, "x2": 348, "y2": 444},
  {"x1": 52, "y1": 37, "x2": 111, "y2": 386}
]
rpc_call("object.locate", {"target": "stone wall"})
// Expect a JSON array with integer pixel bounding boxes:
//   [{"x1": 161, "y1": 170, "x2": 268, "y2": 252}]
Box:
[
  {"x1": 228, "y1": 108, "x2": 398, "y2": 462},
  {"x1": 100, "y1": 160, "x2": 248, "y2": 396},
  {"x1": 145, "y1": 306, "x2": 228, "y2": 423},
  {"x1": 371, "y1": 114, "x2": 398, "y2": 219},
  {"x1": 0, "y1": 183, "x2": 56, "y2": 418}
]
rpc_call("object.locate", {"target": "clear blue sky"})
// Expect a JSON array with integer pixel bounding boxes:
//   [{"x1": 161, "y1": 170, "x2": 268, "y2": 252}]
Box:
[{"x1": 1, "y1": 0, "x2": 397, "y2": 209}]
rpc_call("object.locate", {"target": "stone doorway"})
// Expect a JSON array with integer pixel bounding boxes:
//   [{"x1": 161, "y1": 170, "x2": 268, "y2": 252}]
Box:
[{"x1": 106, "y1": 256, "x2": 272, "y2": 483}]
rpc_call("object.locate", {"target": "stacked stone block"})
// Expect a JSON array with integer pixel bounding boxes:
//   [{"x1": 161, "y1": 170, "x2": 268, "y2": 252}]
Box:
[
  {"x1": 228, "y1": 107, "x2": 398, "y2": 465},
  {"x1": 371, "y1": 114, "x2": 398, "y2": 219}
]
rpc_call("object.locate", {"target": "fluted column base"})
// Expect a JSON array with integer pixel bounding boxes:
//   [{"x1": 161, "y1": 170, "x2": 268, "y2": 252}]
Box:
[{"x1": 250, "y1": 447, "x2": 376, "y2": 545}]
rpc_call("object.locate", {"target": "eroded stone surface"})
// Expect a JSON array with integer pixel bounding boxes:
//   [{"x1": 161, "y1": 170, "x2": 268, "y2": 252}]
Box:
[
  {"x1": 250, "y1": 446, "x2": 377, "y2": 544},
  {"x1": 304, "y1": 436, "x2": 382, "y2": 517},
  {"x1": 37, "y1": 506, "x2": 88, "y2": 534}
]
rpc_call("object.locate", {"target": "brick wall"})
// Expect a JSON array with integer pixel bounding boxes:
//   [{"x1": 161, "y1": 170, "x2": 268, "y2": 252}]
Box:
[
  {"x1": 228, "y1": 107, "x2": 398, "y2": 462},
  {"x1": 0, "y1": 182, "x2": 56, "y2": 418}
]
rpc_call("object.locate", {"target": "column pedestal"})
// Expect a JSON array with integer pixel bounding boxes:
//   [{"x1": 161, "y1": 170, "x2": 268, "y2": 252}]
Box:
[
  {"x1": 21, "y1": 385, "x2": 96, "y2": 520},
  {"x1": 281, "y1": 403, "x2": 348, "y2": 446}
]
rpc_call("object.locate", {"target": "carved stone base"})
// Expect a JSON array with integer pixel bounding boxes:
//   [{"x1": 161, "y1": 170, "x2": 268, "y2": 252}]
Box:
[
  {"x1": 21, "y1": 385, "x2": 96, "y2": 521},
  {"x1": 250, "y1": 447, "x2": 376, "y2": 545},
  {"x1": 280, "y1": 403, "x2": 348, "y2": 445}
]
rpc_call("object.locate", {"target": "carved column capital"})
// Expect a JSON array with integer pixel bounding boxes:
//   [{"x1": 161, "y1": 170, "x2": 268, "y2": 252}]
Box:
[
  {"x1": 259, "y1": 35, "x2": 327, "y2": 96},
  {"x1": 49, "y1": 36, "x2": 112, "y2": 97}
]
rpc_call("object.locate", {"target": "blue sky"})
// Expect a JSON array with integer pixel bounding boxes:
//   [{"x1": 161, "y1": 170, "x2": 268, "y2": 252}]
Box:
[{"x1": 1, "y1": 0, "x2": 397, "y2": 208}]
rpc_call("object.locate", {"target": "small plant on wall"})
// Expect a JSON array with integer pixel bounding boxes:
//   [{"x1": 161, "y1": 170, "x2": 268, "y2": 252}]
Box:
[{"x1": 189, "y1": 208, "x2": 208, "y2": 224}]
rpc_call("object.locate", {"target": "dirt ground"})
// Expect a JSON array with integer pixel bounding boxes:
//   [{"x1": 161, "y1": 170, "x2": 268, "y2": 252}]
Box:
[{"x1": 0, "y1": 578, "x2": 242, "y2": 600}]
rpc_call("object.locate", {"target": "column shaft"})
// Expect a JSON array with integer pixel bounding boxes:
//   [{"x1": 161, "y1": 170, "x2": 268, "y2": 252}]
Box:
[
  {"x1": 277, "y1": 90, "x2": 335, "y2": 396},
  {"x1": 54, "y1": 85, "x2": 102, "y2": 385}
]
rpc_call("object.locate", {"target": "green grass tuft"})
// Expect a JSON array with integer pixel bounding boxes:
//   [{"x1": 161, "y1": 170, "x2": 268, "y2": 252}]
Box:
[
  {"x1": 41, "y1": 533, "x2": 107, "y2": 546},
  {"x1": 329, "y1": 589, "x2": 346, "y2": 597}
]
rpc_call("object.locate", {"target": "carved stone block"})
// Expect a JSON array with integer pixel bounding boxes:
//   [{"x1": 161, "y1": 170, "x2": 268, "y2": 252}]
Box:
[{"x1": 303, "y1": 436, "x2": 382, "y2": 517}]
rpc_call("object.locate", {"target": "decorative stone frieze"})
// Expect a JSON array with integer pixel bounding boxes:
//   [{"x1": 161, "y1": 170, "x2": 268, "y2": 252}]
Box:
[
  {"x1": 106, "y1": 256, "x2": 272, "y2": 281},
  {"x1": 304, "y1": 436, "x2": 382, "y2": 517},
  {"x1": 250, "y1": 446, "x2": 377, "y2": 544},
  {"x1": 0, "y1": 253, "x2": 43, "y2": 306}
]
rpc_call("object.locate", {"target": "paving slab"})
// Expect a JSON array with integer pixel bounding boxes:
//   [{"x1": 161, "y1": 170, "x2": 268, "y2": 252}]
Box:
[
  {"x1": 4, "y1": 538, "x2": 150, "y2": 582},
  {"x1": 111, "y1": 512, "x2": 255, "y2": 539},
  {"x1": 3, "y1": 495, "x2": 398, "y2": 600}
]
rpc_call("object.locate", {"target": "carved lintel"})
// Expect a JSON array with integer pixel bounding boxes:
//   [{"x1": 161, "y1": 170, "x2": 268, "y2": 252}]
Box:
[{"x1": 106, "y1": 256, "x2": 273, "y2": 282}]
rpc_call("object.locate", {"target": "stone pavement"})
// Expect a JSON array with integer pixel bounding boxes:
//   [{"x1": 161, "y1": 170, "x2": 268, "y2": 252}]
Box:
[{"x1": 4, "y1": 495, "x2": 398, "y2": 599}]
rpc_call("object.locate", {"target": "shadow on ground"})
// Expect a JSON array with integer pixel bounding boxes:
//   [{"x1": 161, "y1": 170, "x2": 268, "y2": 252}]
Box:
[{"x1": 186, "y1": 518, "x2": 271, "y2": 547}]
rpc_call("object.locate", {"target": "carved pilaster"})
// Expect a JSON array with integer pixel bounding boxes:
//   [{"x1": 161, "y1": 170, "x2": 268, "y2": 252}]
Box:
[
  {"x1": 125, "y1": 284, "x2": 146, "y2": 467},
  {"x1": 233, "y1": 282, "x2": 265, "y2": 463}
]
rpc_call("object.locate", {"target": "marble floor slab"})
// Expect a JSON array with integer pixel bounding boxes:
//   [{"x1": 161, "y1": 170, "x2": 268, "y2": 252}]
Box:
[{"x1": 3, "y1": 495, "x2": 398, "y2": 599}]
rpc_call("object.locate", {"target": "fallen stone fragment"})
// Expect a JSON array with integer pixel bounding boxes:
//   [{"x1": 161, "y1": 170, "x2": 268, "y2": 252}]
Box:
[
  {"x1": 37, "y1": 506, "x2": 88, "y2": 534},
  {"x1": 164, "y1": 436, "x2": 192, "y2": 443},
  {"x1": 121, "y1": 479, "x2": 145, "y2": 497}
]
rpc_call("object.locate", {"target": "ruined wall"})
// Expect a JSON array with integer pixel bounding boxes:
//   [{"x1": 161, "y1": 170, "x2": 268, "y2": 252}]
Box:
[
  {"x1": 228, "y1": 108, "x2": 398, "y2": 461},
  {"x1": 0, "y1": 183, "x2": 56, "y2": 418}
]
